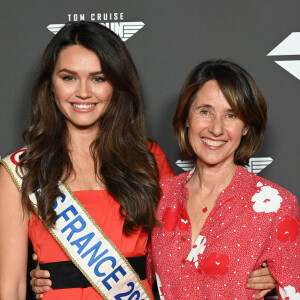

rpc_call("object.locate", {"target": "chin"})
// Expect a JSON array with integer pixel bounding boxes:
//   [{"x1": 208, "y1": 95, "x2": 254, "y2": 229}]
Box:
[
  {"x1": 198, "y1": 156, "x2": 234, "y2": 168},
  {"x1": 68, "y1": 120, "x2": 100, "y2": 131}
]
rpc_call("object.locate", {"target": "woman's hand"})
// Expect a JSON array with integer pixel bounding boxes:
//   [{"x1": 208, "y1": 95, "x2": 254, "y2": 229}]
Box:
[
  {"x1": 30, "y1": 253, "x2": 52, "y2": 299},
  {"x1": 247, "y1": 262, "x2": 276, "y2": 299}
]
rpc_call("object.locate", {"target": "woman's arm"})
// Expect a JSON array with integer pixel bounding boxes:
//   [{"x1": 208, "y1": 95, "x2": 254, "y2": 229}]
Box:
[
  {"x1": 266, "y1": 193, "x2": 300, "y2": 298},
  {"x1": 29, "y1": 258, "x2": 277, "y2": 299},
  {"x1": 0, "y1": 165, "x2": 29, "y2": 299}
]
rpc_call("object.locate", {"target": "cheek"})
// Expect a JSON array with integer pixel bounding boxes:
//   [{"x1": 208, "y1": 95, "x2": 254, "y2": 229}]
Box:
[
  {"x1": 187, "y1": 124, "x2": 201, "y2": 148},
  {"x1": 95, "y1": 84, "x2": 114, "y2": 102},
  {"x1": 105, "y1": 89, "x2": 113, "y2": 102},
  {"x1": 53, "y1": 82, "x2": 73, "y2": 100},
  {"x1": 187, "y1": 117, "x2": 207, "y2": 136},
  {"x1": 227, "y1": 125, "x2": 244, "y2": 143}
]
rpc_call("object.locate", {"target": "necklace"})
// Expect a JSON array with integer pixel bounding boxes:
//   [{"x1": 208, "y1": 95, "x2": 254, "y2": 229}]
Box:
[{"x1": 199, "y1": 197, "x2": 208, "y2": 213}]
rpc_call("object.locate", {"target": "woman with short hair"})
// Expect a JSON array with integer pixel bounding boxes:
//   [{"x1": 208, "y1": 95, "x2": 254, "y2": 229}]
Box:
[{"x1": 148, "y1": 59, "x2": 299, "y2": 299}]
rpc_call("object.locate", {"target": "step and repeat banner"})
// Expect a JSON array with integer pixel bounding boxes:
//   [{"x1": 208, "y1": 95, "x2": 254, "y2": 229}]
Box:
[{"x1": 0, "y1": 1, "x2": 299, "y2": 299}]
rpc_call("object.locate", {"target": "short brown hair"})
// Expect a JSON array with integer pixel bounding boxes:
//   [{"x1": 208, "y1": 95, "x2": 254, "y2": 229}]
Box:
[{"x1": 173, "y1": 59, "x2": 268, "y2": 166}]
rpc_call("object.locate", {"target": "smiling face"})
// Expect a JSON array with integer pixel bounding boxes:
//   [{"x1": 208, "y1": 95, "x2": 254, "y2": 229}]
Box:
[
  {"x1": 187, "y1": 80, "x2": 247, "y2": 168},
  {"x1": 52, "y1": 44, "x2": 113, "y2": 132}
]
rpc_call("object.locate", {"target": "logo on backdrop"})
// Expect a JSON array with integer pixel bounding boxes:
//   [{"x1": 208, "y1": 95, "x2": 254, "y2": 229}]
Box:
[
  {"x1": 268, "y1": 32, "x2": 300, "y2": 80},
  {"x1": 47, "y1": 13, "x2": 145, "y2": 41},
  {"x1": 176, "y1": 157, "x2": 273, "y2": 174}
]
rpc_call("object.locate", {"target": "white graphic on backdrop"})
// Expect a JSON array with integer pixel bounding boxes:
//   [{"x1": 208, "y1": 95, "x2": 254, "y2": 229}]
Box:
[
  {"x1": 47, "y1": 23, "x2": 145, "y2": 42},
  {"x1": 176, "y1": 157, "x2": 273, "y2": 174},
  {"x1": 47, "y1": 13, "x2": 145, "y2": 42},
  {"x1": 244, "y1": 157, "x2": 273, "y2": 174},
  {"x1": 175, "y1": 160, "x2": 195, "y2": 172},
  {"x1": 268, "y1": 32, "x2": 300, "y2": 80}
]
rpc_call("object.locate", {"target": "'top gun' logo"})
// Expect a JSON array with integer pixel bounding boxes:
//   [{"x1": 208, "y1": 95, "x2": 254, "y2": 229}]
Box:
[{"x1": 47, "y1": 12, "x2": 145, "y2": 42}]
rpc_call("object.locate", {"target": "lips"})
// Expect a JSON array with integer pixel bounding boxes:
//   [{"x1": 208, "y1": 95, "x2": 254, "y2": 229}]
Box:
[
  {"x1": 201, "y1": 138, "x2": 226, "y2": 147},
  {"x1": 72, "y1": 103, "x2": 95, "y2": 109},
  {"x1": 70, "y1": 102, "x2": 97, "y2": 112}
]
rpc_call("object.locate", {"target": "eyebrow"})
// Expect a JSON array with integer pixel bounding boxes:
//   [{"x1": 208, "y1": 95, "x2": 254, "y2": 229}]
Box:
[
  {"x1": 194, "y1": 104, "x2": 213, "y2": 110},
  {"x1": 194, "y1": 104, "x2": 235, "y2": 112},
  {"x1": 197, "y1": 104, "x2": 212, "y2": 108},
  {"x1": 57, "y1": 68, "x2": 103, "y2": 75}
]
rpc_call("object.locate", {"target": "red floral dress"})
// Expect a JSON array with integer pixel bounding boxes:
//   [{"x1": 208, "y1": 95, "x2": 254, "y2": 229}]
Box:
[{"x1": 147, "y1": 166, "x2": 300, "y2": 299}]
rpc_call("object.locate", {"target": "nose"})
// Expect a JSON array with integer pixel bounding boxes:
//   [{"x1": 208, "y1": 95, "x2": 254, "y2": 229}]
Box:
[
  {"x1": 75, "y1": 80, "x2": 92, "y2": 99},
  {"x1": 208, "y1": 115, "x2": 224, "y2": 136}
]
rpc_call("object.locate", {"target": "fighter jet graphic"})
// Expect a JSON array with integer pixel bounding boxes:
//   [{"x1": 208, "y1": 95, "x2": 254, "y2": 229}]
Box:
[
  {"x1": 47, "y1": 22, "x2": 145, "y2": 42},
  {"x1": 175, "y1": 157, "x2": 273, "y2": 174}
]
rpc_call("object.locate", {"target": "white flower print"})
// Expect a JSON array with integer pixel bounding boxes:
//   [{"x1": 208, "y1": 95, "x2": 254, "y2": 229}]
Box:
[
  {"x1": 279, "y1": 285, "x2": 300, "y2": 299},
  {"x1": 181, "y1": 218, "x2": 188, "y2": 224},
  {"x1": 155, "y1": 273, "x2": 165, "y2": 300},
  {"x1": 251, "y1": 182, "x2": 283, "y2": 213},
  {"x1": 186, "y1": 235, "x2": 206, "y2": 268}
]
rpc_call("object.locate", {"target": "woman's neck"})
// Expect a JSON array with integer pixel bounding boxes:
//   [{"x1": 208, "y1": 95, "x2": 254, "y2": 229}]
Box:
[
  {"x1": 66, "y1": 124, "x2": 98, "y2": 154},
  {"x1": 65, "y1": 125, "x2": 105, "y2": 191},
  {"x1": 190, "y1": 160, "x2": 237, "y2": 195}
]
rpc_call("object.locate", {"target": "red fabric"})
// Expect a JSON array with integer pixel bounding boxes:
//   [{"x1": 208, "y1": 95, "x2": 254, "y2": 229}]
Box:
[
  {"x1": 28, "y1": 142, "x2": 174, "y2": 299},
  {"x1": 148, "y1": 166, "x2": 300, "y2": 299},
  {"x1": 147, "y1": 141, "x2": 174, "y2": 179}
]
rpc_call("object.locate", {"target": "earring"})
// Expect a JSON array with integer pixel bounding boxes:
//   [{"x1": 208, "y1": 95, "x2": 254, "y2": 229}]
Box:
[
  {"x1": 51, "y1": 92, "x2": 55, "y2": 102},
  {"x1": 242, "y1": 130, "x2": 247, "y2": 136}
]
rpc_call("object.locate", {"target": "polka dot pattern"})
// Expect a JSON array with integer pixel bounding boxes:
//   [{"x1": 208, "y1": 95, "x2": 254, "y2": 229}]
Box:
[{"x1": 147, "y1": 166, "x2": 300, "y2": 299}]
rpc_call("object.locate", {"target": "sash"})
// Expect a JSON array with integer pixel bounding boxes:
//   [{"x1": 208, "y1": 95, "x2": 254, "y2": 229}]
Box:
[{"x1": 1, "y1": 149, "x2": 151, "y2": 300}]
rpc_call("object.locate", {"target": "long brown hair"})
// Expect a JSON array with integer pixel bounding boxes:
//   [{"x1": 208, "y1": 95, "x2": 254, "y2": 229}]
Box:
[
  {"x1": 20, "y1": 21, "x2": 160, "y2": 234},
  {"x1": 173, "y1": 59, "x2": 268, "y2": 166}
]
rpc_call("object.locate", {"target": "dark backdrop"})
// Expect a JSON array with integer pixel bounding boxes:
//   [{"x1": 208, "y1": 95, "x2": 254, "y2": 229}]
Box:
[{"x1": 1, "y1": 2, "x2": 299, "y2": 299}]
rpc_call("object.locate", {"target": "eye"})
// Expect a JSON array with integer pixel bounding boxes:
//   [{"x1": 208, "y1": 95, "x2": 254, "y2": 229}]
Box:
[
  {"x1": 226, "y1": 113, "x2": 236, "y2": 119},
  {"x1": 200, "y1": 109, "x2": 210, "y2": 115},
  {"x1": 197, "y1": 109, "x2": 213, "y2": 117},
  {"x1": 92, "y1": 76, "x2": 105, "y2": 83},
  {"x1": 62, "y1": 75, "x2": 75, "y2": 82},
  {"x1": 193, "y1": 107, "x2": 213, "y2": 117}
]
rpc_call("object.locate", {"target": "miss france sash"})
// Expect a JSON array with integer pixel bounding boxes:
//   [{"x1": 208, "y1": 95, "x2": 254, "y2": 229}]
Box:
[{"x1": 1, "y1": 149, "x2": 151, "y2": 300}]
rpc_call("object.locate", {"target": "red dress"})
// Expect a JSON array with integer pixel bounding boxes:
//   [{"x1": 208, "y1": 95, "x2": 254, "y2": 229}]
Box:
[
  {"x1": 28, "y1": 142, "x2": 174, "y2": 299},
  {"x1": 148, "y1": 166, "x2": 300, "y2": 299}
]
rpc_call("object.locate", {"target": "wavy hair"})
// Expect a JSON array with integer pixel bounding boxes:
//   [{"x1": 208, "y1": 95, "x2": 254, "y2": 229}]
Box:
[
  {"x1": 173, "y1": 59, "x2": 268, "y2": 166},
  {"x1": 19, "y1": 21, "x2": 160, "y2": 234}
]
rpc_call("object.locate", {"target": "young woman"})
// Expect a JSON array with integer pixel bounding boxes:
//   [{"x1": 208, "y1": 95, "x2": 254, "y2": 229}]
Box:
[{"x1": 0, "y1": 21, "x2": 173, "y2": 299}]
